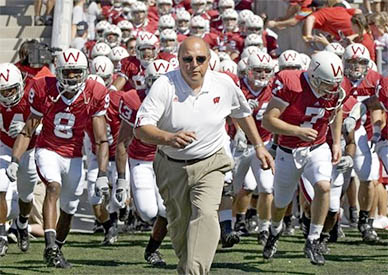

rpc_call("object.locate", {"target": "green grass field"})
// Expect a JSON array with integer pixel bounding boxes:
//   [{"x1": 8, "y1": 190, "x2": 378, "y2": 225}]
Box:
[{"x1": 1, "y1": 228, "x2": 387, "y2": 275}]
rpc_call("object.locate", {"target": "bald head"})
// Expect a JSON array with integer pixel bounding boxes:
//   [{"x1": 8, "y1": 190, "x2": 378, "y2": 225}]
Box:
[
  {"x1": 178, "y1": 37, "x2": 210, "y2": 59},
  {"x1": 178, "y1": 36, "x2": 211, "y2": 90}
]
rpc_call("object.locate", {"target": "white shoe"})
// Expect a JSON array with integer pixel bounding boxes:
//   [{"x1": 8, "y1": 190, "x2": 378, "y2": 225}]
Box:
[{"x1": 373, "y1": 216, "x2": 388, "y2": 230}]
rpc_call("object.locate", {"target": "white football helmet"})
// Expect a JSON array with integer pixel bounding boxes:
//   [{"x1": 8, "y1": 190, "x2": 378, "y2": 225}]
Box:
[
  {"x1": 299, "y1": 53, "x2": 311, "y2": 71},
  {"x1": 208, "y1": 49, "x2": 220, "y2": 71},
  {"x1": 87, "y1": 74, "x2": 106, "y2": 87},
  {"x1": 108, "y1": 46, "x2": 129, "y2": 69},
  {"x1": 0, "y1": 63, "x2": 24, "y2": 107},
  {"x1": 103, "y1": 25, "x2": 122, "y2": 48},
  {"x1": 219, "y1": 59, "x2": 238, "y2": 75},
  {"x1": 245, "y1": 15, "x2": 264, "y2": 35},
  {"x1": 56, "y1": 48, "x2": 88, "y2": 93},
  {"x1": 241, "y1": 46, "x2": 263, "y2": 59},
  {"x1": 218, "y1": 0, "x2": 234, "y2": 13},
  {"x1": 218, "y1": 51, "x2": 231, "y2": 62},
  {"x1": 307, "y1": 51, "x2": 344, "y2": 101},
  {"x1": 145, "y1": 59, "x2": 172, "y2": 88},
  {"x1": 117, "y1": 20, "x2": 134, "y2": 43},
  {"x1": 247, "y1": 52, "x2": 274, "y2": 88},
  {"x1": 91, "y1": 42, "x2": 112, "y2": 58},
  {"x1": 95, "y1": 20, "x2": 111, "y2": 42},
  {"x1": 343, "y1": 43, "x2": 371, "y2": 81},
  {"x1": 278, "y1": 50, "x2": 302, "y2": 71},
  {"x1": 222, "y1": 9, "x2": 238, "y2": 32},
  {"x1": 237, "y1": 57, "x2": 248, "y2": 78},
  {"x1": 160, "y1": 29, "x2": 178, "y2": 53},
  {"x1": 325, "y1": 42, "x2": 345, "y2": 58},
  {"x1": 156, "y1": 0, "x2": 173, "y2": 15},
  {"x1": 191, "y1": 0, "x2": 207, "y2": 14},
  {"x1": 244, "y1": 33, "x2": 264, "y2": 49},
  {"x1": 158, "y1": 14, "x2": 175, "y2": 32},
  {"x1": 190, "y1": 16, "x2": 207, "y2": 37},
  {"x1": 131, "y1": 1, "x2": 148, "y2": 25},
  {"x1": 91, "y1": 56, "x2": 114, "y2": 87},
  {"x1": 176, "y1": 10, "x2": 191, "y2": 33},
  {"x1": 136, "y1": 32, "x2": 160, "y2": 67},
  {"x1": 368, "y1": 60, "x2": 378, "y2": 72}
]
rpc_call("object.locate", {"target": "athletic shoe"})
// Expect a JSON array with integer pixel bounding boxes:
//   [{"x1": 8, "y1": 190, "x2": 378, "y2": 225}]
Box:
[
  {"x1": 7, "y1": 227, "x2": 18, "y2": 244},
  {"x1": 359, "y1": 223, "x2": 379, "y2": 243},
  {"x1": 304, "y1": 238, "x2": 325, "y2": 265},
  {"x1": 0, "y1": 238, "x2": 8, "y2": 257},
  {"x1": 319, "y1": 233, "x2": 330, "y2": 255},
  {"x1": 234, "y1": 221, "x2": 249, "y2": 237},
  {"x1": 263, "y1": 228, "x2": 281, "y2": 260},
  {"x1": 101, "y1": 224, "x2": 118, "y2": 246},
  {"x1": 43, "y1": 245, "x2": 72, "y2": 268},
  {"x1": 93, "y1": 220, "x2": 104, "y2": 234},
  {"x1": 258, "y1": 230, "x2": 269, "y2": 246},
  {"x1": 247, "y1": 216, "x2": 259, "y2": 234},
  {"x1": 221, "y1": 230, "x2": 240, "y2": 248},
  {"x1": 144, "y1": 250, "x2": 166, "y2": 267},
  {"x1": 16, "y1": 222, "x2": 30, "y2": 252}
]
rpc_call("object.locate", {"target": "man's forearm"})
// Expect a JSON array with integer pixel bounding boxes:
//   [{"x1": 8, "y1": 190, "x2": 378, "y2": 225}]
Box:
[
  {"x1": 303, "y1": 15, "x2": 315, "y2": 37},
  {"x1": 12, "y1": 116, "x2": 40, "y2": 160},
  {"x1": 263, "y1": 115, "x2": 300, "y2": 137},
  {"x1": 330, "y1": 109, "x2": 343, "y2": 145},
  {"x1": 96, "y1": 142, "x2": 109, "y2": 173},
  {"x1": 235, "y1": 115, "x2": 264, "y2": 146},
  {"x1": 134, "y1": 125, "x2": 172, "y2": 146}
]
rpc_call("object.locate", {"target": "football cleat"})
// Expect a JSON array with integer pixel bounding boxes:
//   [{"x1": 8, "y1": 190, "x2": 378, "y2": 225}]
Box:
[
  {"x1": 43, "y1": 245, "x2": 72, "y2": 268},
  {"x1": 101, "y1": 224, "x2": 118, "y2": 246},
  {"x1": 16, "y1": 222, "x2": 30, "y2": 252},
  {"x1": 0, "y1": 238, "x2": 8, "y2": 257},
  {"x1": 258, "y1": 230, "x2": 269, "y2": 246},
  {"x1": 358, "y1": 223, "x2": 379, "y2": 244},
  {"x1": 221, "y1": 230, "x2": 240, "y2": 248},
  {"x1": 144, "y1": 250, "x2": 166, "y2": 267},
  {"x1": 234, "y1": 221, "x2": 249, "y2": 237},
  {"x1": 319, "y1": 233, "x2": 330, "y2": 255},
  {"x1": 263, "y1": 228, "x2": 281, "y2": 260},
  {"x1": 304, "y1": 238, "x2": 325, "y2": 265}
]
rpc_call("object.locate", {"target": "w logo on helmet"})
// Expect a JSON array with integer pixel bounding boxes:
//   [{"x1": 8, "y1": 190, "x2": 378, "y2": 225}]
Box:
[
  {"x1": 351, "y1": 45, "x2": 365, "y2": 56},
  {"x1": 0, "y1": 69, "x2": 9, "y2": 82},
  {"x1": 331, "y1": 64, "x2": 343, "y2": 77},
  {"x1": 283, "y1": 53, "x2": 296, "y2": 62},
  {"x1": 139, "y1": 33, "x2": 154, "y2": 41},
  {"x1": 153, "y1": 62, "x2": 170, "y2": 72},
  {"x1": 256, "y1": 53, "x2": 270, "y2": 63},
  {"x1": 63, "y1": 52, "x2": 80, "y2": 63},
  {"x1": 112, "y1": 48, "x2": 122, "y2": 56},
  {"x1": 95, "y1": 44, "x2": 107, "y2": 51},
  {"x1": 95, "y1": 63, "x2": 107, "y2": 72}
]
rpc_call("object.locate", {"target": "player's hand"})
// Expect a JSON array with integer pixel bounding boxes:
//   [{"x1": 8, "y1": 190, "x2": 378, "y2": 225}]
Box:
[
  {"x1": 115, "y1": 178, "x2": 128, "y2": 206},
  {"x1": 265, "y1": 20, "x2": 276, "y2": 29},
  {"x1": 8, "y1": 121, "x2": 25, "y2": 138},
  {"x1": 255, "y1": 146, "x2": 275, "y2": 174},
  {"x1": 336, "y1": 155, "x2": 353, "y2": 173},
  {"x1": 331, "y1": 143, "x2": 342, "y2": 165},
  {"x1": 167, "y1": 131, "x2": 197, "y2": 149},
  {"x1": 95, "y1": 175, "x2": 110, "y2": 201},
  {"x1": 297, "y1": 127, "x2": 318, "y2": 142},
  {"x1": 247, "y1": 99, "x2": 259, "y2": 111},
  {"x1": 343, "y1": 117, "x2": 356, "y2": 134},
  {"x1": 6, "y1": 161, "x2": 19, "y2": 182},
  {"x1": 234, "y1": 128, "x2": 247, "y2": 152}
]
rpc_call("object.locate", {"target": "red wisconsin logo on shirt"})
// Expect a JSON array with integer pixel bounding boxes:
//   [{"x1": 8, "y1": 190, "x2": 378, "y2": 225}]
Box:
[{"x1": 213, "y1": 97, "x2": 220, "y2": 104}]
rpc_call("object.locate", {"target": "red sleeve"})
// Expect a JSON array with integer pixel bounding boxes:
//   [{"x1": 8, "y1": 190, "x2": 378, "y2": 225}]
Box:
[
  {"x1": 271, "y1": 73, "x2": 298, "y2": 104},
  {"x1": 90, "y1": 82, "x2": 110, "y2": 116},
  {"x1": 378, "y1": 77, "x2": 388, "y2": 111},
  {"x1": 346, "y1": 8, "x2": 357, "y2": 16},
  {"x1": 29, "y1": 78, "x2": 46, "y2": 116},
  {"x1": 119, "y1": 90, "x2": 141, "y2": 124},
  {"x1": 311, "y1": 9, "x2": 326, "y2": 28}
]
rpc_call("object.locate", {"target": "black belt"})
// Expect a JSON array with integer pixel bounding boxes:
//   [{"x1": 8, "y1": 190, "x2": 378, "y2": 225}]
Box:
[
  {"x1": 158, "y1": 150, "x2": 213, "y2": 165},
  {"x1": 279, "y1": 143, "x2": 324, "y2": 154}
]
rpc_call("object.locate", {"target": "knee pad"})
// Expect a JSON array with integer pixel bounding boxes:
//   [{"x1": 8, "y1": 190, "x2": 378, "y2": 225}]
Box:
[{"x1": 60, "y1": 198, "x2": 80, "y2": 215}]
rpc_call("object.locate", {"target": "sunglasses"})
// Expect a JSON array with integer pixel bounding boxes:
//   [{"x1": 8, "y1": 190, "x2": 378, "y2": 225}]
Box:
[
  {"x1": 182, "y1": 56, "x2": 207, "y2": 64},
  {"x1": 252, "y1": 68, "x2": 272, "y2": 74}
]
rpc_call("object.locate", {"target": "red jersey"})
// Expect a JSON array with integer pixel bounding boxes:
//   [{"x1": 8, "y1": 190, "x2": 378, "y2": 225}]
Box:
[
  {"x1": 119, "y1": 52, "x2": 177, "y2": 90},
  {"x1": 119, "y1": 89, "x2": 157, "y2": 161},
  {"x1": 240, "y1": 78, "x2": 273, "y2": 142},
  {"x1": 86, "y1": 90, "x2": 123, "y2": 158},
  {"x1": 378, "y1": 77, "x2": 388, "y2": 140},
  {"x1": 343, "y1": 70, "x2": 382, "y2": 140},
  {"x1": 272, "y1": 70, "x2": 345, "y2": 148},
  {"x1": 312, "y1": 7, "x2": 356, "y2": 40},
  {"x1": 235, "y1": 0, "x2": 253, "y2": 10},
  {"x1": 29, "y1": 77, "x2": 109, "y2": 158},
  {"x1": 0, "y1": 90, "x2": 37, "y2": 150}
]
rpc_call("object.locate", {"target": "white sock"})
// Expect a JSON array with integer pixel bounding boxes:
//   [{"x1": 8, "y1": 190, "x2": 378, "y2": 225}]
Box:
[
  {"x1": 270, "y1": 220, "x2": 283, "y2": 236},
  {"x1": 308, "y1": 223, "x2": 323, "y2": 241},
  {"x1": 219, "y1": 209, "x2": 232, "y2": 223},
  {"x1": 258, "y1": 218, "x2": 271, "y2": 232},
  {"x1": 17, "y1": 217, "x2": 28, "y2": 229}
]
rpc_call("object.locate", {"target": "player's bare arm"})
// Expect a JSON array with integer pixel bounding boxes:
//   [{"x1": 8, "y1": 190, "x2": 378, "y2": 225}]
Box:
[
  {"x1": 330, "y1": 108, "x2": 343, "y2": 164},
  {"x1": 93, "y1": 115, "x2": 109, "y2": 174},
  {"x1": 115, "y1": 120, "x2": 133, "y2": 177}
]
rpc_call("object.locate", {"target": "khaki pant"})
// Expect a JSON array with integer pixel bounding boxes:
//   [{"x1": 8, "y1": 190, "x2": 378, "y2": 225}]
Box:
[{"x1": 154, "y1": 148, "x2": 233, "y2": 275}]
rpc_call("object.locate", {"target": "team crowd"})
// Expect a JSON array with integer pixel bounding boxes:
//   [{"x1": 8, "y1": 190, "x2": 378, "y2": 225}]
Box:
[{"x1": 0, "y1": 0, "x2": 387, "y2": 272}]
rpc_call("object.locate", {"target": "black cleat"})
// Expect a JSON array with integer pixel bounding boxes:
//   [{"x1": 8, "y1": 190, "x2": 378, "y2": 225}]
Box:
[
  {"x1": 0, "y1": 238, "x2": 8, "y2": 257},
  {"x1": 258, "y1": 230, "x2": 269, "y2": 246},
  {"x1": 144, "y1": 250, "x2": 166, "y2": 267},
  {"x1": 263, "y1": 228, "x2": 281, "y2": 260},
  {"x1": 101, "y1": 224, "x2": 118, "y2": 246},
  {"x1": 304, "y1": 238, "x2": 325, "y2": 265},
  {"x1": 16, "y1": 222, "x2": 30, "y2": 252},
  {"x1": 358, "y1": 223, "x2": 379, "y2": 244},
  {"x1": 43, "y1": 245, "x2": 72, "y2": 268},
  {"x1": 234, "y1": 221, "x2": 249, "y2": 237},
  {"x1": 221, "y1": 230, "x2": 240, "y2": 248},
  {"x1": 319, "y1": 233, "x2": 330, "y2": 255}
]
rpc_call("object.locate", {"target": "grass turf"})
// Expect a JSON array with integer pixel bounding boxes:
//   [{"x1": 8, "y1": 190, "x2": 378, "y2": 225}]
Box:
[{"x1": 0, "y1": 228, "x2": 387, "y2": 274}]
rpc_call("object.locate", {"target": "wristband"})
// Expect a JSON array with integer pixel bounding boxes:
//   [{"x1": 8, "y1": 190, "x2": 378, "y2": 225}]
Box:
[
  {"x1": 253, "y1": 143, "x2": 264, "y2": 149},
  {"x1": 97, "y1": 170, "x2": 107, "y2": 177},
  {"x1": 11, "y1": 156, "x2": 19, "y2": 164}
]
